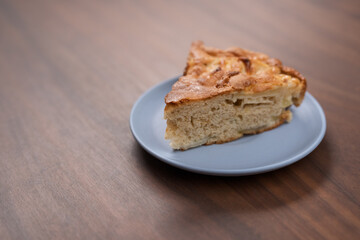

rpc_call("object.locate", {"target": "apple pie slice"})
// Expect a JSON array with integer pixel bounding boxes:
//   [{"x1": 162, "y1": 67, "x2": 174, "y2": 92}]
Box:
[{"x1": 164, "y1": 41, "x2": 306, "y2": 150}]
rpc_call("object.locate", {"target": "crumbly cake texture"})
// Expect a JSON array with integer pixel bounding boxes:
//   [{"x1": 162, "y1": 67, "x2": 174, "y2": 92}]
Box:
[{"x1": 164, "y1": 41, "x2": 307, "y2": 150}]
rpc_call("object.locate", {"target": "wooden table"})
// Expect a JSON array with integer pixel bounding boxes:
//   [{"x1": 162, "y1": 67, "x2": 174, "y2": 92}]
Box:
[{"x1": 1, "y1": 0, "x2": 359, "y2": 239}]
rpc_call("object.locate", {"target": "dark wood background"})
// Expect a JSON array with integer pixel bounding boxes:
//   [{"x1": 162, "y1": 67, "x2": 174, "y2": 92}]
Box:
[{"x1": 1, "y1": 0, "x2": 359, "y2": 239}]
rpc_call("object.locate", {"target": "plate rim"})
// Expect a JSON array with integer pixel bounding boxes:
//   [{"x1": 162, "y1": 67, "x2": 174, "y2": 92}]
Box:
[{"x1": 130, "y1": 77, "x2": 327, "y2": 176}]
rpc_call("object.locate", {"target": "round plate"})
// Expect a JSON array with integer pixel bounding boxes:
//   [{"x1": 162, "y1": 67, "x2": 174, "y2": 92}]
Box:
[{"x1": 130, "y1": 77, "x2": 326, "y2": 176}]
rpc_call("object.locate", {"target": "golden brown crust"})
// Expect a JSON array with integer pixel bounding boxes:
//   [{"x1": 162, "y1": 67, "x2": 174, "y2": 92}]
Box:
[
  {"x1": 280, "y1": 66, "x2": 307, "y2": 106},
  {"x1": 165, "y1": 41, "x2": 306, "y2": 106}
]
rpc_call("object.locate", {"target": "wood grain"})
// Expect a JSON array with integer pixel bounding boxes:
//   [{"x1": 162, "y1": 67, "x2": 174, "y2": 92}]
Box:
[{"x1": 0, "y1": 0, "x2": 359, "y2": 239}]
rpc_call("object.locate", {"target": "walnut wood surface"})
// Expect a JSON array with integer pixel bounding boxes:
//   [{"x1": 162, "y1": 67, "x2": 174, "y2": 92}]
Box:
[{"x1": 1, "y1": 0, "x2": 359, "y2": 239}]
